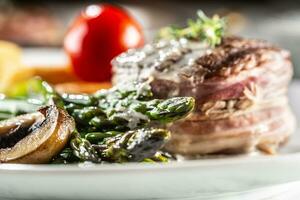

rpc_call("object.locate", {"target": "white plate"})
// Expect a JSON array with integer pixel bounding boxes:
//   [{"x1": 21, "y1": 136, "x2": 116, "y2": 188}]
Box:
[{"x1": 0, "y1": 81, "x2": 299, "y2": 200}]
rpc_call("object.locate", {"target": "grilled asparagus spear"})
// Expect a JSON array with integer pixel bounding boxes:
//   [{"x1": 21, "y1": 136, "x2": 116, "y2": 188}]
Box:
[
  {"x1": 101, "y1": 128, "x2": 171, "y2": 163},
  {"x1": 68, "y1": 96, "x2": 194, "y2": 132},
  {"x1": 54, "y1": 128, "x2": 171, "y2": 163}
]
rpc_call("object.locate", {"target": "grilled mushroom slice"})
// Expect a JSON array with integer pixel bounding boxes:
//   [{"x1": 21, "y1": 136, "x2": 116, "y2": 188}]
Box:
[{"x1": 0, "y1": 105, "x2": 75, "y2": 164}]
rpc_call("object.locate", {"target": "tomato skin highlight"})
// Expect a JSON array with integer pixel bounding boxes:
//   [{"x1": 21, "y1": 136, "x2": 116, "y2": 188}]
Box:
[{"x1": 64, "y1": 4, "x2": 144, "y2": 82}]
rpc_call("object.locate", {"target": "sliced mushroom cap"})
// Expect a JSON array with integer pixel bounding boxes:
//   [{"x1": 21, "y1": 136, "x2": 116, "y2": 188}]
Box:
[{"x1": 0, "y1": 105, "x2": 75, "y2": 164}]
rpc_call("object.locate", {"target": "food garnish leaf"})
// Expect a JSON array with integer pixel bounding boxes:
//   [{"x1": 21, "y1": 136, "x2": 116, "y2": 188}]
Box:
[{"x1": 158, "y1": 10, "x2": 226, "y2": 47}]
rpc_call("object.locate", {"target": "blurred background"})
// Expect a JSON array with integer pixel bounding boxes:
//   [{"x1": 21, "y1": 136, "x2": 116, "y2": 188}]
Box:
[{"x1": 0, "y1": 0, "x2": 299, "y2": 77}]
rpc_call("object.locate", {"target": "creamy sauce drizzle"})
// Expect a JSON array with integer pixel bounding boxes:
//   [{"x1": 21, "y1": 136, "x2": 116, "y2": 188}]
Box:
[{"x1": 113, "y1": 38, "x2": 210, "y2": 83}]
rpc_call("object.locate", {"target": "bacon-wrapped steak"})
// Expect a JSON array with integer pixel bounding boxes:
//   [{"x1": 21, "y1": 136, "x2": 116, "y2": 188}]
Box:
[{"x1": 112, "y1": 37, "x2": 296, "y2": 155}]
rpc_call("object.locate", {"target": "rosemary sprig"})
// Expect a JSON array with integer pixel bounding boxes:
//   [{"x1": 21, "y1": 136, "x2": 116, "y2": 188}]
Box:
[{"x1": 158, "y1": 10, "x2": 226, "y2": 47}]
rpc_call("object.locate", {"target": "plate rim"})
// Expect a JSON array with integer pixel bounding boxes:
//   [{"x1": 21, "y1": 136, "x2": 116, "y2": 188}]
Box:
[{"x1": 1, "y1": 152, "x2": 300, "y2": 173}]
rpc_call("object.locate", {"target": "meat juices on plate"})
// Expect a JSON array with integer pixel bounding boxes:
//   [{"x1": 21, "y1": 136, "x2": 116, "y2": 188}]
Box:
[{"x1": 112, "y1": 37, "x2": 296, "y2": 155}]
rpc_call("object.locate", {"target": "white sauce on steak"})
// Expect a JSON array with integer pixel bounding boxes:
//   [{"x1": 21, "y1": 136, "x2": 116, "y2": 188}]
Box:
[{"x1": 113, "y1": 38, "x2": 210, "y2": 83}]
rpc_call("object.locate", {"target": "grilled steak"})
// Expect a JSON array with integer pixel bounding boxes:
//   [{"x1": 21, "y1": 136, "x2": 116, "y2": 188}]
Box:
[{"x1": 112, "y1": 37, "x2": 295, "y2": 155}]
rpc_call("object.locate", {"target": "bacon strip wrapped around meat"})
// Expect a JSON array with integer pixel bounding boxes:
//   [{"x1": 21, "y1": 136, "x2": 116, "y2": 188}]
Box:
[{"x1": 112, "y1": 37, "x2": 296, "y2": 155}]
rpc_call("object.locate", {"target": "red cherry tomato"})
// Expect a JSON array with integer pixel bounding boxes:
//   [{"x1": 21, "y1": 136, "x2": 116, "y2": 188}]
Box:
[{"x1": 64, "y1": 4, "x2": 144, "y2": 82}]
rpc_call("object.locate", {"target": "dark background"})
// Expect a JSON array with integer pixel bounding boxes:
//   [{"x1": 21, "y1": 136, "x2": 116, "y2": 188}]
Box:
[{"x1": 0, "y1": 0, "x2": 299, "y2": 77}]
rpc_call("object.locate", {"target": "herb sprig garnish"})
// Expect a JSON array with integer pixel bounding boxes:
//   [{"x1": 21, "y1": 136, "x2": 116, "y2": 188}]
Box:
[{"x1": 158, "y1": 11, "x2": 226, "y2": 47}]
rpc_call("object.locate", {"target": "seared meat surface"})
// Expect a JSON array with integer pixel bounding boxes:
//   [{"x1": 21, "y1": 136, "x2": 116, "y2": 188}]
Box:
[{"x1": 112, "y1": 37, "x2": 295, "y2": 155}]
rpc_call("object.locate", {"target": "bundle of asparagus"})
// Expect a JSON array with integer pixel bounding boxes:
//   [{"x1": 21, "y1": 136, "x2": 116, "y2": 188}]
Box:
[{"x1": 0, "y1": 78, "x2": 194, "y2": 163}]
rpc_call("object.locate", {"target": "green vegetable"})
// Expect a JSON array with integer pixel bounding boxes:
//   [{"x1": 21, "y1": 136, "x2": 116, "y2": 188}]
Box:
[
  {"x1": 1, "y1": 79, "x2": 195, "y2": 164},
  {"x1": 6, "y1": 77, "x2": 64, "y2": 108},
  {"x1": 102, "y1": 128, "x2": 171, "y2": 163},
  {"x1": 0, "y1": 99, "x2": 39, "y2": 120},
  {"x1": 63, "y1": 82, "x2": 194, "y2": 132},
  {"x1": 158, "y1": 10, "x2": 226, "y2": 47},
  {"x1": 69, "y1": 131, "x2": 101, "y2": 163},
  {"x1": 144, "y1": 97, "x2": 195, "y2": 123},
  {"x1": 51, "y1": 148, "x2": 80, "y2": 164},
  {"x1": 53, "y1": 129, "x2": 171, "y2": 164},
  {"x1": 85, "y1": 131, "x2": 120, "y2": 144},
  {"x1": 67, "y1": 97, "x2": 194, "y2": 132}
]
